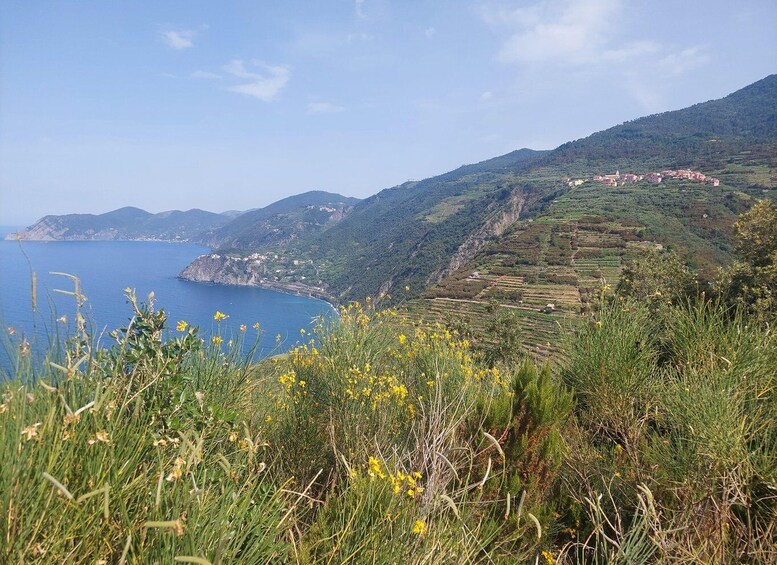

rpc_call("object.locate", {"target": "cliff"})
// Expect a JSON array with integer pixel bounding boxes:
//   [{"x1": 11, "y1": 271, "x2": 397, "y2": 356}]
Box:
[{"x1": 179, "y1": 253, "x2": 335, "y2": 303}]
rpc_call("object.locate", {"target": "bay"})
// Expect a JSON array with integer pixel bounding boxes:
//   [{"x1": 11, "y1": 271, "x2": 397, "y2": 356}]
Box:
[{"x1": 0, "y1": 236, "x2": 333, "y2": 373}]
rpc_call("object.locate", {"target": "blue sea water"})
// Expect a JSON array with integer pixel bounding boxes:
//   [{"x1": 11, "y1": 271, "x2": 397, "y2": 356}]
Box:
[{"x1": 0, "y1": 236, "x2": 333, "y2": 373}]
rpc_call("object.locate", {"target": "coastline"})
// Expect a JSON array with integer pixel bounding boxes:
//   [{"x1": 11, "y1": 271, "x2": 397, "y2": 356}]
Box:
[{"x1": 177, "y1": 262, "x2": 337, "y2": 307}]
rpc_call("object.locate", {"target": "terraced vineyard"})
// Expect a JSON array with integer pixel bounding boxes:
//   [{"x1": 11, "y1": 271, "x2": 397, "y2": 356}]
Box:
[
  {"x1": 413, "y1": 209, "x2": 653, "y2": 361},
  {"x1": 413, "y1": 168, "x2": 775, "y2": 360}
]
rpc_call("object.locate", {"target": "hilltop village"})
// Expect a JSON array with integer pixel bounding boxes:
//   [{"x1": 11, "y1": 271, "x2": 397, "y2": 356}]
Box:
[{"x1": 568, "y1": 169, "x2": 721, "y2": 188}]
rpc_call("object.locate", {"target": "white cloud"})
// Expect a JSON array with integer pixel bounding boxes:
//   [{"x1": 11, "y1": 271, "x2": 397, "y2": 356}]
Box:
[
  {"x1": 480, "y1": 91, "x2": 493, "y2": 101},
  {"x1": 425, "y1": 27, "x2": 436, "y2": 38},
  {"x1": 658, "y1": 46, "x2": 709, "y2": 75},
  {"x1": 223, "y1": 60, "x2": 291, "y2": 101},
  {"x1": 161, "y1": 29, "x2": 196, "y2": 50},
  {"x1": 480, "y1": 0, "x2": 667, "y2": 67},
  {"x1": 307, "y1": 102, "x2": 346, "y2": 114},
  {"x1": 191, "y1": 70, "x2": 221, "y2": 80}
]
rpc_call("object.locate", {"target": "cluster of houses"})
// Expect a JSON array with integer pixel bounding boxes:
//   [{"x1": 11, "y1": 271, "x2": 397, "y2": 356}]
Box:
[{"x1": 568, "y1": 169, "x2": 720, "y2": 188}]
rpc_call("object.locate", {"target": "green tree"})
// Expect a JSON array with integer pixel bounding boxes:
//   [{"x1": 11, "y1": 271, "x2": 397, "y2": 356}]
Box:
[
  {"x1": 717, "y1": 199, "x2": 777, "y2": 320},
  {"x1": 616, "y1": 248, "x2": 695, "y2": 308}
]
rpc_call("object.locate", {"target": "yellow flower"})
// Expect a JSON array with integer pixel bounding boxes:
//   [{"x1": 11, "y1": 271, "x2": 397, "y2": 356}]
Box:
[
  {"x1": 542, "y1": 550, "x2": 556, "y2": 564},
  {"x1": 368, "y1": 456, "x2": 385, "y2": 479},
  {"x1": 412, "y1": 519, "x2": 428, "y2": 538},
  {"x1": 253, "y1": 322, "x2": 261, "y2": 330},
  {"x1": 212, "y1": 336, "x2": 223, "y2": 346},
  {"x1": 398, "y1": 334, "x2": 407, "y2": 345},
  {"x1": 176, "y1": 320, "x2": 188, "y2": 332},
  {"x1": 213, "y1": 311, "x2": 228, "y2": 321}
]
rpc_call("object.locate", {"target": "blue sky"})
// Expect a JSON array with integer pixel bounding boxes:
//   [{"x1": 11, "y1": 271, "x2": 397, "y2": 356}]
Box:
[{"x1": 1, "y1": 0, "x2": 775, "y2": 224}]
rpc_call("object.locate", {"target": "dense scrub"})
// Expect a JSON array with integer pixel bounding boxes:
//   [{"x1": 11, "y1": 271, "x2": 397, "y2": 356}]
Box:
[{"x1": 1, "y1": 281, "x2": 775, "y2": 562}]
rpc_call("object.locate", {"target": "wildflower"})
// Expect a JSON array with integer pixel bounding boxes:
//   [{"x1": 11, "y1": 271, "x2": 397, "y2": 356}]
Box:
[
  {"x1": 253, "y1": 322, "x2": 261, "y2": 331},
  {"x1": 239, "y1": 324, "x2": 247, "y2": 332},
  {"x1": 212, "y1": 336, "x2": 223, "y2": 346},
  {"x1": 88, "y1": 430, "x2": 110, "y2": 445},
  {"x1": 213, "y1": 311, "x2": 228, "y2": 321},
  {"x1": 398, "y1": 334, "x2": 407, "y2": 345},
  {"x1": 57, "y1": 315, "x2": 67, "y2": 323},
  {"x1": 21, "y1": 423, "x2": 41, "y2": 441},
  {"x1": 368, "y1": 456, "x2": 386, "y2": 479},
  {"x1": 63, "y1": 414, "x2": 81, "y2": 426},
  {"x1": 542, "y1": 550, "x2": 555, "y2": 564},
  {"x1": 166, "y1": 457, "x2": 186, "y2": 482},
  {"x1": 229, "y1": 431, "x2": 238, "y2": 442},
  {"x1": 412, "y1": 519, "x2": 428, "y2": 538},
  {"x1": 176, "y1": 320, "x2": 188, "y2": 332}
]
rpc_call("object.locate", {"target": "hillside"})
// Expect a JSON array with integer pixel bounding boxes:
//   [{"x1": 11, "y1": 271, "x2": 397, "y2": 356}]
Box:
[
  {"x1": 6, "y1": 207, "x2": 233, "y2": 243},
  {"x1": 200, "y1": 191, "x2": 360, "y2": 249},
  {"x1": 180, "y1": 149, "x2": 551, "y2": 299},
  {"x1": 179, "y1": 75, "x2": 776, "y2": 316}
]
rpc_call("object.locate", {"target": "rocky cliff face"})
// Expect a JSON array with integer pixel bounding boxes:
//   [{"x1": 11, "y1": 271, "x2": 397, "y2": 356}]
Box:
[
  {"x1": 437, "y1": 188, "x2": 526, "y2": 282},
  {"x1": 179, "y1": 254, "x2": 334, "y2": 302}
]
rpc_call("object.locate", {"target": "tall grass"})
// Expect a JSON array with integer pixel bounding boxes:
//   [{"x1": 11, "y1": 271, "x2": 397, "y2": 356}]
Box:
[{"x1": 2, "y1": 285, "x2": 774, "y2": 562}]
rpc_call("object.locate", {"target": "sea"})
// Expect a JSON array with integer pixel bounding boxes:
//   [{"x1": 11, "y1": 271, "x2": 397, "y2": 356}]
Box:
[{"x1": 0, "y1": 229, "x2": 333, "y2": 375}]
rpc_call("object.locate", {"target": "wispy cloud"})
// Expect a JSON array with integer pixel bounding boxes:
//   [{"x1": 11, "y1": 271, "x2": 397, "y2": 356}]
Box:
[
  {"x1": 161, "y1": 29, "x2": 196, "y2": 50},
  {"x1": 482, "y1": 0, "x2": 643, "y2": 65},
  {"x1": 424, "y1": 27, "x2": 436, "y2": 38},
  {"x1": 658, "y1": 46, "x2": 709, "y2": 75},
  {"x1": 223, "y1": 60, "x2": 291, "y2": 101},
  {"x1": 307, "y1": 102, "x2": 345, "y2": 114},
  {"x1": 480, "y1": 91, "x2": 493, "y2": 101},
  {"x1": 191, "y1": 70, "x2": 221, "y2": 80},
  {"x1": 355, "y1": 0, "x2": 366, "y2": 19}
]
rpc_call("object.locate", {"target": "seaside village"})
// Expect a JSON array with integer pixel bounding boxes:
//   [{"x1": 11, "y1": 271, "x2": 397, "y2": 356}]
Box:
[{"x1": 568, "y1": 169, "x2": 721, "y2": 188}]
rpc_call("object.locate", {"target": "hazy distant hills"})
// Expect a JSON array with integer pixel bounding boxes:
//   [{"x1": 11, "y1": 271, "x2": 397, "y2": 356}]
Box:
[
  {"x1": 5, "y1": 207, "x2": 232, "y2": 242},
  {"x1": 201, "y1": 191, "x2": 361, "y2": 250},
  {"x1": 6, "y1": 191, "x2": 360, "y2": 246}
]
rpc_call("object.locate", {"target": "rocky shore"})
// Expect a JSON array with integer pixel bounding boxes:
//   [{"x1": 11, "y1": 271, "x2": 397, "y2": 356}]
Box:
[{"x1": 179, "y1": 253, "x2": 335, "y2": 303}]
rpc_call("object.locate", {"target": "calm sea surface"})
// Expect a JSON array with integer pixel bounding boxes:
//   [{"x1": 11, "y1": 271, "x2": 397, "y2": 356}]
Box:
[{"x1": 0, "y1": 235, "x2": 333, "y2": 373}]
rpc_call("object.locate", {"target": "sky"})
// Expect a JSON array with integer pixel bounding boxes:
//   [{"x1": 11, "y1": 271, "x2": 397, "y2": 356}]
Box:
[{"x1": 1, "y1": 0, "x2": 776, "y2": 225}]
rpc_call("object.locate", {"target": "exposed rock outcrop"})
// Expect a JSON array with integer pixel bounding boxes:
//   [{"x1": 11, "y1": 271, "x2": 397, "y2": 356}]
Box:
[{"x1": 179, "y1": 254, "x2": 335, "y2": 303}]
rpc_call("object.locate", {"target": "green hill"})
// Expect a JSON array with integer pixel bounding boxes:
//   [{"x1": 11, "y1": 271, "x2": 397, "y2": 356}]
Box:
[
  {"x1": 7, "y1": 206, "x2": 232, "y2": 242},
  {"x1": 183, "y1": 75, "x2": 775, "y2": 313},
  {"x1": 202, "y1": 190, "x2": 360, "y2": 250}
]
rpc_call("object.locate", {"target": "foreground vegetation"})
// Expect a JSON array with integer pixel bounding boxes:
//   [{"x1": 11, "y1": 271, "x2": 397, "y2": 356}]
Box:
[
  {"x1": 2, "y1": 275, "x2": 775, "y2": 563},
  {"x1": 0, "y1": 202, "x2": 773, "y2": 563}
]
